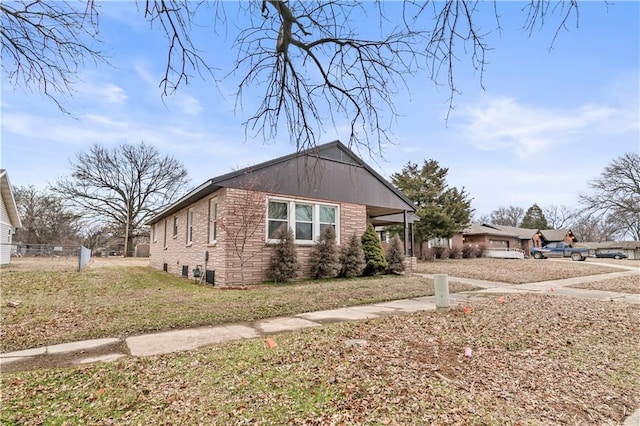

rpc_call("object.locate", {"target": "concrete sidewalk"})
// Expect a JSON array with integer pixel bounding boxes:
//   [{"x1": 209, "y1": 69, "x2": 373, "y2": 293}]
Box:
[
  {"x1": 2, "y1": 268, "x2": 639, "y2": 423},
  {"x1": 2, "y1": 269, "x2": 637, "y2": 364}
]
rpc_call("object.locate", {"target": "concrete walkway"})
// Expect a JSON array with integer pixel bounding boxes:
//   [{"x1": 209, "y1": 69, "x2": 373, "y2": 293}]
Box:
[{"x1": 1, "y1": 266, "x2": 639, "y2": 423}]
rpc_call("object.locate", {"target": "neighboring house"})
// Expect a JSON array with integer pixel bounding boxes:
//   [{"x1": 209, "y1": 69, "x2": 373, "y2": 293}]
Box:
[
  {"x1": 0, "y1": 170, "x2": 22, "y2": 265},
  {"x1": 452, "y1": 224, "x2": 576, "y2": 258},
  {"x1": 452, "y1": 223, "x2": 534, "y2": 258},
  {"x1": 146, "y1": 141, "x2": 417, "y2": 286},
  {"x1": 532, "y1": 229, "x2": 577, "y2": 248},
  {"x1": 581, "y1": 241, "x2": 640, "y2": 260}
]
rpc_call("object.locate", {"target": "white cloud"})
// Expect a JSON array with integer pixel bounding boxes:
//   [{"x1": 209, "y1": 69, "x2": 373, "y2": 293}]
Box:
[
  {"x1": 76, "y1": 81, "x2": 129, "y2": 104},
  {"x1": 173, "y1": 94, "x2": 203, "y2": 116},
  {"x1": 459, "y1": 96, "x2": 637, "y2": 159}
]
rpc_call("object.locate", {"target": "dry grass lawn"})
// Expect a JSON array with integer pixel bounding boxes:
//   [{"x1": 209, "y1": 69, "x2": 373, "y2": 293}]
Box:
[
  {"x1": 2, "y1": 258, "x2": 477, "y2": 353},
  {"x1": 415, "y1": 257, "x2": 631, "y2": 284},
  {"x1": 1, "y1": 294, "x2": 638, "y2": 425},
  {"x1": 568, "y1": 274, "x2": 640, "y2": 294}
]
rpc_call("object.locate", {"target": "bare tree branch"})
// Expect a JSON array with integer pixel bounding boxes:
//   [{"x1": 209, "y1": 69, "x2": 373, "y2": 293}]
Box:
[
  {"x1": 0, "y1": 0, "x2": 105, "y2": 112},
  {"x1": 2, "y1": 0, "x2": 582, "y2": 155},
  {"x1": 52, "y1": 142, "x2": 191, "y2": 256}
]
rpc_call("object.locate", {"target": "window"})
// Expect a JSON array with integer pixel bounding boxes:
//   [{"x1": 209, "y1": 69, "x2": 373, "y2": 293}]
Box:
[
  {"x1": 267, "y1": 198, "x2": 339, "y2": 243},
  {"x1": 152, "y1": 223, "x2": 157, "y2": 242},
  {"x1": 173, "y1": 216, "x2": 178, "y2": 237},
  {"x1": 268, "y1": 200, "x2": 288, "y2": 239},
  {"x1": 186, "y1": 208, "x2": 194, "y2": 244},
  {"x1": 319, "y1": 205, "x2": 336, "y2": 234},
  {"x1": 295, "y1": 204, "x2": 313, "y2": 241},
  {"x1": 209, "y1": 198, "x2": 218, "y2": 244},
  {"x1": 163, "y1": 219, "x2": 168, "y2": 248}
]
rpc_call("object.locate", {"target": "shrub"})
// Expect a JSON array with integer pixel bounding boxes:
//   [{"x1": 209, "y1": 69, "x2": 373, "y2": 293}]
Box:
[
  {"x1": 309, "y1": 226, "x2": 341, "y2": 279},
  {"x1": 422, "y1": 247, "x2": 436, "y2": 261},
  {"x1": 340, "y1": 232, "x2": 366, "y2": 278},
  {"x1": 434, "y1": 247, "x2": 450, "y2": 260},
  {"x1": 449, "y1": 246, "x2": 463, "y2": 259},
  {"x1": 361, "y1": 224, "x2": 388, "y2": 275},
  {"x1": 462, "y1": 244, "x2": 481, "y2": 259},
  {"x1": 385, "y1": 234, "x2": 406, "y2": 274},
  {"x1": 269, "y1": 226, "x2": 299, "y2": 283}
]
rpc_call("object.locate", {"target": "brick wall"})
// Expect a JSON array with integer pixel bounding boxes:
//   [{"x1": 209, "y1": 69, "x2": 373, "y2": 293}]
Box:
[
  {"x1": 149, "y1": 188, "x2": 227, "y2": 283},
  {"x1": 149, "y1": 188, "x2": 369, "y2": 286}
]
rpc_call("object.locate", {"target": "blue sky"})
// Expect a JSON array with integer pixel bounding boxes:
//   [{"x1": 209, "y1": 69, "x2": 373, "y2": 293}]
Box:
[{"x1": 1, "y1": 1, "x2": 638, "y2": 218}]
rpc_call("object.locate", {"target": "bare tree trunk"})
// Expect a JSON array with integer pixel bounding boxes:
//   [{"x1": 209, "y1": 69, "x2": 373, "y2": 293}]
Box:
[{"x1": 124, "y1": 205, "x2": 130, "y2": 257}]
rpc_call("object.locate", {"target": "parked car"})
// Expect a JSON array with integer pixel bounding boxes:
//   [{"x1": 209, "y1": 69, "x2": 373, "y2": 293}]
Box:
[
  {"x1": 530, "y1": 242, "x2": 589, "y2": 261},
  {"x1": 595, "y1": 251, "x2": 627, "y2": 260}
]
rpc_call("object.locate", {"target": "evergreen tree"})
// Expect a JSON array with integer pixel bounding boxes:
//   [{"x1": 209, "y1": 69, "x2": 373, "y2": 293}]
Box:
[
  {"x1": 340, "y1": 232, "x2": 366, "y2": 278},
  {"x1": 385, "y1": 234, "x2": 406, "y2": 274},
  {"x1": 521, "y1": 204, "x2": 549, "y2": 229},
  {"x1": 269, "y1": 226, "x2": 299, "y2": 283},
  {"x1": 391, "y1": 160, "x2": 473, "y2": 255},
  {"x1": 309, "y1": 226, "x2": 341, "y2": 279},
  {"x1": 361, "y1": 224, "x2": 388, "y2": 276}
]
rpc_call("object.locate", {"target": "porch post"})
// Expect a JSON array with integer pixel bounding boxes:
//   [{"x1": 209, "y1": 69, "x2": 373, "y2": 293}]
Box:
[
  {"x1": 411, "y1": 222, "x2": 415, "y2": 257},
  {"x1": 403, "y1": 210, "x2": 409, "y2": 255}
]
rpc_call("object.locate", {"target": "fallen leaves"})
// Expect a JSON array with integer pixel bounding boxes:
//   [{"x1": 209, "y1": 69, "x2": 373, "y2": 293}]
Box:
[{"x1": 2, "y1": 294, "x2": 638, "y2": 425}]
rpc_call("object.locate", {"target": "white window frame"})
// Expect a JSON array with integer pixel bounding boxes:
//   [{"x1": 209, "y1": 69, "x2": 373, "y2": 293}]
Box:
[
  {"x1": 294, "y1": 202, "x2": 314, "y2": 242},
  {"x1": 163, "y1": 219, "x2": 168, "y2": 249},
  {"x1": 173, "y1": 216, "x2": 178, "y2": 238},
  {"x1": 186, "y1": 208, "x2": 194, "y2": 245},
  {"x1": 152, "y1": 223, "x2": 157, "y2": 243},
  {"x1": 209, "y1": 197, "x2": 218, "y2": 245},
  {"x1": 266, "y1": 197, "x2": 340, "y2": 245}
]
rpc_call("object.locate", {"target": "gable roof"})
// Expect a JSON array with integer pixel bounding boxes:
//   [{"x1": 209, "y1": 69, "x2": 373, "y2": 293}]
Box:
[
  {"x1": 486, "y1": 224, "x2": 538, "y2": 240},
  {"x1": 148, "y1": 141, "x2": 416, "y2": 224},
  {"x1": 539, "y1": 229, "x2": 573, "y2": 242},
  {"x1": 462, "y1": 223, "x2": 519, "y2": 238},
  {"x1": 0, "y1": 170, "x2": 22, "y2": 228}
]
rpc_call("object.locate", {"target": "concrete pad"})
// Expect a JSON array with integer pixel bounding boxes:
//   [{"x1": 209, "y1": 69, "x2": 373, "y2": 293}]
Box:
[
  {"x1": 126, "y1": 325, "x2": 259, "y2": 357},
  {"x1": 475, "y1": 287, "x2": 538, "y2": 294},
  {"x1": 77, "y1": 353, "x2": 126, "y2": 364},
  {"x1": 47, "y1": 338, "x2": 121, "y2": 355},
  {"x1": 297, "y1": 307, "x2": 379, "y2": 322},
  {"x1": 0, "y1": 357, "x2": 29, "y2": 367},
  {"x1": 255, "y1": 317, "x2": 321, "y2": 334},
  {"x1": 350, "y1": 305, "x2": 397, "y2": 315},
  {"x1": 373, "y1": 299, "x2": 436, "y2": 312},
  {"x1": 623, "y1": 407, "x2": 640, "y2": 425},
  {"x1": 617, "y1": 294, "x2": 640, "y2": 304},
  {"x1": 0, "y1": 347, "x2": 46, "y2": 358}
]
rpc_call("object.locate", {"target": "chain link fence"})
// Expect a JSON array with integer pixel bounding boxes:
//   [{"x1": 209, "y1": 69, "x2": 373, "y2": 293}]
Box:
[{"x1": 10, "y1": 244, "x2": 92, "y2": 271}]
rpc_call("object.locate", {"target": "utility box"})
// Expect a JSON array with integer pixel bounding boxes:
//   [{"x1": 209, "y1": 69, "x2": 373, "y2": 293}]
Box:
[{"x1": 434, "y1": 274, "x2": 450, "y2": 311}]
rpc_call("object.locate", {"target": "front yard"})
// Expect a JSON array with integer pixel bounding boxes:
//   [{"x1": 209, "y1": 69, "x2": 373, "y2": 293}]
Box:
[
  {"x1": 2, "y1": 259, "x2": 476, "y2": 353},
  {"x1": 2, "y1": 257, "x2": 639, "y2": 424},
  {"x1": 2, "y1": 294, "x2": 638, "y2": 425}
]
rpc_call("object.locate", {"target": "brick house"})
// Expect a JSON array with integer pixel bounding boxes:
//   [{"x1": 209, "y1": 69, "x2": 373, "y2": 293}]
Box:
[
  {"x1": 452, "y1": 223, "x2": 577, "y2": 257},
  {"x1": 146, "y1": 141, "x2": 417, "y2": 286}
]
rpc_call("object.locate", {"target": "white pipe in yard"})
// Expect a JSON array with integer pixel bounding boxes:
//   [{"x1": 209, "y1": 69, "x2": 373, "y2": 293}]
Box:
[{"x1": 434, "y1": 274, "x2": 450, "y2": 310}]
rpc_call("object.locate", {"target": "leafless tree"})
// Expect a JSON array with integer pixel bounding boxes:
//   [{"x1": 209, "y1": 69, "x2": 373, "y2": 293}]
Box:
[
  {"x1": 13, "y1": 185, "x2": 80, "y2": 245},
  {"x1": 570, "y1": 212, "x2": 619, "y2": 243},
  {"x1": 2, "y1": 1, "x2": 580, "y2": 153},
  {"x1": 483, "y1": 205, "x2": 525, "y2": 227},
  {"x1": 543, "y1": 204, "x2": 576, "y2": 229},
  {"x1": 579, "y1": 153, "x2": 640, "y2": 241},
  {"x1": 53, "y1": 142, "x2": 190, "y2": 256},
  {"x1": 217, "y1": 179, "x2": 267, "y2": 287}
]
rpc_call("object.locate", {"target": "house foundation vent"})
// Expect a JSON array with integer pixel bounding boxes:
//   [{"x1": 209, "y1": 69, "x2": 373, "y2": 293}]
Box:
[
  {"x1": 163, "y1": 263, "x2": 168, "y2": 272},
  {"x1": 205, "y1": 269, "x2": 215, "y2": 285},
  {"x1": 181, "y1": 265, "x2": 189, "y2": 278}
]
